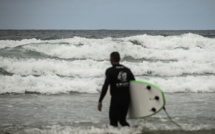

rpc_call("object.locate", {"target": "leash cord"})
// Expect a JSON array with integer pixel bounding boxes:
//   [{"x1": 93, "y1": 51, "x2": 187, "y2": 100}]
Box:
[{"x1": 163, "y1": 107, "x2": 183, "y2": 130}]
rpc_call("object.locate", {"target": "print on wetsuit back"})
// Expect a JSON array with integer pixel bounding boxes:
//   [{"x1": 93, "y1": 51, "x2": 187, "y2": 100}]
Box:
[{"x1": 116, "y1": 71, "x2": 129, "y2": 88}]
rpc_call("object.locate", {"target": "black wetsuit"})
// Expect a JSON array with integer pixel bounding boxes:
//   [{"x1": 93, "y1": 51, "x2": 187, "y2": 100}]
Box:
[{"x1": 99, "y1": 64, "x2": 135, "y2": 127}]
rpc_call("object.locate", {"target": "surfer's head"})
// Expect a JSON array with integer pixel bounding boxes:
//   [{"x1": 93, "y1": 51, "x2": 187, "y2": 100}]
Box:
[{"x1": 110, "y1": 52, "x2": 120, "y2": 65}]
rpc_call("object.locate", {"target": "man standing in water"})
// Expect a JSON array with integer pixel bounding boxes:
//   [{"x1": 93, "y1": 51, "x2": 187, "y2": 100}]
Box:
[{"x1": 98, "y1": 52, "x2": 135, "y2": 127}]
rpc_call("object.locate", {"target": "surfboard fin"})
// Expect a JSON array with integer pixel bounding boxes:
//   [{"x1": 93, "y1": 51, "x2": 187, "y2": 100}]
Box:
[
  {"x1": 146, "y1": 85, "x2": 151, "y2": 90},
  {"x1": 155, "y1": 96, "x2": 159, "y2": 101},
  {"x1": 151, "y1": 107, "x2": 157, "y2": 112}
]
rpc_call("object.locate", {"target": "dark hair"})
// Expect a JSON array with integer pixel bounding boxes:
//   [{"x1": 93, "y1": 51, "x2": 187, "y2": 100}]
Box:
[{"x1": 110, "y1": 52, "x2": 120, "y2": 62}]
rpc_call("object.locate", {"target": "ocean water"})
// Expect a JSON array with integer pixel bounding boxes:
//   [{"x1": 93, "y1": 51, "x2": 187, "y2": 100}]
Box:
[{"x1": 0, "y1": 30, "x2": 215, "y2": 134}]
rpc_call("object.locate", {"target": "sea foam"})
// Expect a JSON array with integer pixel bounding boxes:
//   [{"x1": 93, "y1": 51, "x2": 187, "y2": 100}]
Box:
[
  {"x1": 0, "y1": 57, "x2": 215, "y2": 77},
  {"x1": 0, "y1": 75, "x2": 214, "y2": 94},
  {"x1": 0, "y1": 33, "x2": 215, "y2": 94}
]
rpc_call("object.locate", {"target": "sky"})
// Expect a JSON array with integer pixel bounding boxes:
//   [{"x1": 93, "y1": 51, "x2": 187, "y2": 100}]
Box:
[{"x1": 0, "y1": 0, "x2": 215, "y2": 30}]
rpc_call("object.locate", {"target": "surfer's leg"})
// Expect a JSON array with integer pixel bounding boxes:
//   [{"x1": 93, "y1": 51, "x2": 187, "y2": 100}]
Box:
[
  {"x1": 109, "y1": 100, "x2": 118, "y2": 127},
  {"x1": 119, "y1": 102, "x2": 130, "y2": 127}
]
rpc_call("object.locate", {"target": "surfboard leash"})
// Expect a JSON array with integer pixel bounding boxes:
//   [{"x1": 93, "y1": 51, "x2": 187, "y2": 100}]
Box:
[{"x1": 163, "y1": 107, "x2": 183, "y2": 130}]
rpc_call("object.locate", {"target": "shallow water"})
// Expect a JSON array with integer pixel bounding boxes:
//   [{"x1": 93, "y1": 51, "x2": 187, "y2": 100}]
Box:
[{"x1": 0, "y1": 93, "x2": 214, "y2": 134}]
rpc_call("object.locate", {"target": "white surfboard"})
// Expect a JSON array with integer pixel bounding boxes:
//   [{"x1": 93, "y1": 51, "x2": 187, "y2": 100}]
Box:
[
  {"x1": 105, "y1": 80, "x2": 166, "y2": 119},
  {"x1": 128, "y1": 80, "x2": 166, "y2": 118}
]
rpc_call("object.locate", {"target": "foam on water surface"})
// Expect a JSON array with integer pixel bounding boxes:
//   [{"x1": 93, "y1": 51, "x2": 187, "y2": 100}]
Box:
[
  {"x1": 1, "y1": 34, "x2": 215, "y2": 62},
  {"x1": 1, "y1": 31, "x2": 215, "y2": 134},
  {"x1": 0, "y1": 33, "x2": 215, "y2": 94},
  {"x1": 0, "y1": 93, "x2": 214, "y2": 134},
  {"x1": 0, "y1": 75, "x2": 214, "y2": 94}
]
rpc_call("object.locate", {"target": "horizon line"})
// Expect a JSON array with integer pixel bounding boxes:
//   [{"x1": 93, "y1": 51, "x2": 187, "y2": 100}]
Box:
[{"x1": 0, "y1": 29, "x2": 215, "y2": 31}]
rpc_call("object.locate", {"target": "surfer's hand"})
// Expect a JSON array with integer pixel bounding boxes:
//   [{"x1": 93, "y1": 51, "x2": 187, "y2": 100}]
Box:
[{"x1": 98, "y1": 102, "x2": 102, "y2": 111}]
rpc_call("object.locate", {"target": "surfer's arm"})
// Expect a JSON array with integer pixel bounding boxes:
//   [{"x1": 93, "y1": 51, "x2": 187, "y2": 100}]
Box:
[{"x1": 98, "y1": 70, "x2": 110, "y2": 103}]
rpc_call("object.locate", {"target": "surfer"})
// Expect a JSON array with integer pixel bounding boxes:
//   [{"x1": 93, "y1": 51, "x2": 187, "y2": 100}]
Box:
[{"x1": 98, "y1": 52, "x2": 135, "y2": 127}]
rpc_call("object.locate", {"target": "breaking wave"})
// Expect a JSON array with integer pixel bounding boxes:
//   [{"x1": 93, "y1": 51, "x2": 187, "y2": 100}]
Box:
[{"x1": 0, "y1": 33, "x2": 215, "y2": 94}]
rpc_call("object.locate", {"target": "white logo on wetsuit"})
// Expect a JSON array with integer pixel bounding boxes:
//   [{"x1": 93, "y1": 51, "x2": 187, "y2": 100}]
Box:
[
  {"x1": 116, "y1": 71, "x2": 129, "y2": 87},
  {"x1": 118, "y1": 71, "x2": 127, "y2": 82}
]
